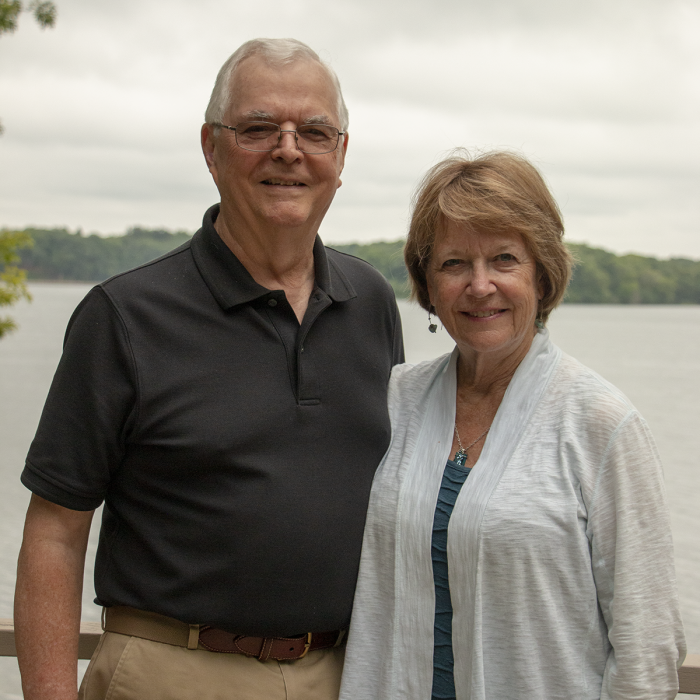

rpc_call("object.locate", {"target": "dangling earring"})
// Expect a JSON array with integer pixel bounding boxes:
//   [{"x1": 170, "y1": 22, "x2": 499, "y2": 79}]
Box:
[{"x1": 428, "y1": 307, "x2": 437, "y2": 334}]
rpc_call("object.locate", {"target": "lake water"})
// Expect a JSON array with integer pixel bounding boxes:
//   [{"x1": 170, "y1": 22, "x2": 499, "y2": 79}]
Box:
[{"x1": 1, "y1": 284, "x2": 698, "y2": 698}]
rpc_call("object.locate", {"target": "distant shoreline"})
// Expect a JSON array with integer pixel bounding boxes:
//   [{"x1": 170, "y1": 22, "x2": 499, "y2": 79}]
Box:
[
  {"x1": 10, "y1": 228, "x2": 700, "y2": 304},
  {"x1": 22, "y1": 279, "x2": 700, "y2": 305}
]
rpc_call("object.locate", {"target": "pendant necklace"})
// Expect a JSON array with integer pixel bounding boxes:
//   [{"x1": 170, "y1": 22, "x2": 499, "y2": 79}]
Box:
[{"x1": 453, "y1": 424, "x2": 490, "y2": 467}]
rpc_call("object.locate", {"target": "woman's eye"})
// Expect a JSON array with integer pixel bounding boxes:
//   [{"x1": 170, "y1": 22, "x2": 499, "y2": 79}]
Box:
[
  {"x1": 496, "y1": 253, "x2": 515, "y2": 262},
  {"x1": 443, "y1": 259, "x2": 462, "y2": 267}
]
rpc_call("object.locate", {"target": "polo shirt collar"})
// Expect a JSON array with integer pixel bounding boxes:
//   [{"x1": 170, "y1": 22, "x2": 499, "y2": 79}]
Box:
[{"x1": 191, "y1": 204, "x2": 356, "y2": 310}]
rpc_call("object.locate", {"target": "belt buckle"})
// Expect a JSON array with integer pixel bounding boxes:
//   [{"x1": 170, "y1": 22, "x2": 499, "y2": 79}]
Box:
[{"x1": 298, "y1": 632, "x2": 313, "y2": 658}]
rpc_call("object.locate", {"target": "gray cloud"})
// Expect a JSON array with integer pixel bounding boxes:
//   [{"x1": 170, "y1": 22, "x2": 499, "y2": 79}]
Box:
[{"x1": 0, "y1": 0, "x2": 698, "y2": 256}]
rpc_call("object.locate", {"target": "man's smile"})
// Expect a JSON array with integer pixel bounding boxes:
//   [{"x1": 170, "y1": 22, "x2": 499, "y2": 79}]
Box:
[{"x1": 261, "y1": 178, "x2": 306, "y2": 186}]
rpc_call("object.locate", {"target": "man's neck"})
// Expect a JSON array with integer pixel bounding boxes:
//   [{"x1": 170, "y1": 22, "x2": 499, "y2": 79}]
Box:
[{"x1": 214, "y1": 210, "x2": 317, "y2": 323}]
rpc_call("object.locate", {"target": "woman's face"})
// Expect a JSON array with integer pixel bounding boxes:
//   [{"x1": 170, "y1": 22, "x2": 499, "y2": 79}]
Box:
[{"x1": 426, "y1": 220, "x2": 542, "y2": 365}]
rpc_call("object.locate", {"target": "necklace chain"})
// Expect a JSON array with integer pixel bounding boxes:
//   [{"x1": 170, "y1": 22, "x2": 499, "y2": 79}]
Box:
[{"x1": 453, "y1": 424, "x2": 490, "y2": 466}]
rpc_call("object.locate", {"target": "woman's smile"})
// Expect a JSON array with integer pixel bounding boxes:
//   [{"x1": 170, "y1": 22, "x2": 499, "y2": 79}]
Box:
[
  {"x1": 427, "y1": 220, "x2": 542, "y2": 366},
  {"x1": 461, "y1": 308, "x2": 506, "y2": 319}
]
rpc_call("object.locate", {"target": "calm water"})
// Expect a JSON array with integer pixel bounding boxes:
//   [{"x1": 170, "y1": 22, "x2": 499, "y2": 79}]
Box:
[{"x1": 0, "y1": 284, "x2": 698, "y2": 698}]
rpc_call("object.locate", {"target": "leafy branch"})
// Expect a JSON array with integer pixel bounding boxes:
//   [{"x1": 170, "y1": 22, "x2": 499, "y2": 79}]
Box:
[
  {"x1": 0, "y1": 0, "x2": 56, "y2": 35},
  {"x1": 0, "y1": 231, "x2": 33, "y2": 338},
  {"x1": 0, "y1": 0, "x2": 54, "y2": 335}
]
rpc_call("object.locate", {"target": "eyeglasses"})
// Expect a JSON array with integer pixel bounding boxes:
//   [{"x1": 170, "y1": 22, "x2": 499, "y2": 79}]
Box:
[{"x1": 213, "y1": 121, "x2": 345, "y2": 154}]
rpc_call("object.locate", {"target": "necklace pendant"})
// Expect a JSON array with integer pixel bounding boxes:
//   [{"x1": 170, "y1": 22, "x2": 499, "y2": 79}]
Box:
[{"x1": 453, "y1": 448, "x2": 468, "y2": 466}]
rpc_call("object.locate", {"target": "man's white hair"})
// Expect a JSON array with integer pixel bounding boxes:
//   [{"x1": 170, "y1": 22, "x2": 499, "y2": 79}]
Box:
[{"x1": 205, "y1": 38, "x2": 349, "y2": 131}]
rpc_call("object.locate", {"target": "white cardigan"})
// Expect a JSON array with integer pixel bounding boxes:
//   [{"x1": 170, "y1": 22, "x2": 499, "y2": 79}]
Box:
[{"x1": 339, "y1": 329, "x2": 686, "y2": 700}]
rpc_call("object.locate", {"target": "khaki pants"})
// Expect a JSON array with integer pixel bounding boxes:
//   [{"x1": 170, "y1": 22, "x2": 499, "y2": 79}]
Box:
[{"x1": 79, "y1": 631, "x2": 345, "y2": 700}]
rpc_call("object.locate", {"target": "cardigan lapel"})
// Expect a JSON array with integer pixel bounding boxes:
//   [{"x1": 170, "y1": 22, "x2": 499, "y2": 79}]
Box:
[{"x1": 448, "y1": 329, "x2": 562, "y2": 698}]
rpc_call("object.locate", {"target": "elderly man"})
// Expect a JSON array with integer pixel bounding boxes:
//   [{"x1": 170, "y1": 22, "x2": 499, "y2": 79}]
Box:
[{"x1": 14, "y1": 38, "x2": 403, "y2": 700}]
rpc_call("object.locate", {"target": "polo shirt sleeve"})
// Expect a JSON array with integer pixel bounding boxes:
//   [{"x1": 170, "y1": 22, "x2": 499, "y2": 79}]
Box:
[
  {"x1": 21, "y1": 286, "x2": 138, "y2": 511},
  {"x1": 392, "y1": 305, "x2": 405, "y2": 366}
]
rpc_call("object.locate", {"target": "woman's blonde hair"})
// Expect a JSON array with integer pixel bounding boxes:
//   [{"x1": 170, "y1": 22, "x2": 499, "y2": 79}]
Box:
[{"x1": 404, "y1": 151, "x2": 573, "y2": 324}]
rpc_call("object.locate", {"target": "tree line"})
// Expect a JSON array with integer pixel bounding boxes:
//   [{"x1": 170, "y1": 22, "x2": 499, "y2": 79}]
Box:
[
  {"x1": 8, "y1": 226, "x2": 700, "y2": 304},
  {"x1": 15, "y1": 227, "x2": 192, "y2": 282},
  {"x1": 335, "y1": 240, "x2": 700, "y2": 304}
]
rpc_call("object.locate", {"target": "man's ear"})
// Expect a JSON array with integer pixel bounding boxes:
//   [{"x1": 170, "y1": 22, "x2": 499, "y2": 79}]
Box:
[
  {"x1": 337, "y1": 131, "x2": 349, "y2": 189},
  {"x1": 201, "y1": 123, "x2": 217, "y2": 174}
]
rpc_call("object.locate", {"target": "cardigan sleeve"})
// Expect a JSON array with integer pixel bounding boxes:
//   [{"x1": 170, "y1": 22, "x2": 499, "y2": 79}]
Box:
[{"x1": 586, "y1": 410, "x2": 686, "y2": 699}]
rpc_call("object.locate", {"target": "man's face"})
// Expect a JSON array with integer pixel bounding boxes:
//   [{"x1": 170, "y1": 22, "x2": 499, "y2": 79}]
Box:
[{"x1": 202, "y1": 56, "x2": 348, "y2": 235}]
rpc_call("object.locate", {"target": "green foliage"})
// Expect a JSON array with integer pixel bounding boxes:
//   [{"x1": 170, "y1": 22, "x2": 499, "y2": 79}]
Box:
[
  {"x1": 0, "y1": 0, "x2": 55, "y2": 337},
  {"x1": 11, "y1": 229, "x2": 700, "y2": 305},
  {"x1": 0, "y1": 0, "x2": 21, "y2": 34},
  {"x1": 1, "y1": 0, "x2": 56, "y2": 135},
  {"x1": 0, "y1": 0, "x2": 55, "y2": 34},
  {"x1": 0, "y1": 230, "x2": 33, "y2": 338},
  {"x1": 331, "y1": 240, "x2": 409, "y2": 297},
  {"x1": 333, "y1": 239, "x2": 700, "y2": 304},
  {"x1": 17, "y1": 227, "x2": 192, "y2": 281},
  {"x1": 566, "y1": 243, "x2": 700, "y2": 304},
  {"x1": 28, "y1": 0, "x2": 55, "y2": 27}
]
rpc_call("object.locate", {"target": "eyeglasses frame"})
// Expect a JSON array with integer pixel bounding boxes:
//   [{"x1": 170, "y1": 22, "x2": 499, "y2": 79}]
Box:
[{"x1": 211, "y1": 120, "x2": 346, "y2": 155}]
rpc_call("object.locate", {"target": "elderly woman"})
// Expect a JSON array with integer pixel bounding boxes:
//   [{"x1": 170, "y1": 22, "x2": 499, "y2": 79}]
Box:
[{"x1": 338, "y1": 152, "x2": 686, "y2": 700}]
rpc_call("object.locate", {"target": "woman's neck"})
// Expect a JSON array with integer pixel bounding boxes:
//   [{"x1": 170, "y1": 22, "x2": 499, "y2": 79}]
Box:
[
  {"x1": 450, "y1": 330, "x2": 537, "y2": 468},
  {"x1": 455, "y1": 328, "x2": 537, "y2": 398}
]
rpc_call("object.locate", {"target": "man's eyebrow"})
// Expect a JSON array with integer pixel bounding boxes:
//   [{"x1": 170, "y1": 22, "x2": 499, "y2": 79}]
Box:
[
  {"x1": 240, "y1": 110, "x2": 275, "y2": 122},
  {"x1": 302, "y1": 115, "x2": 333, "y2": 126},
  {"x1": 237, "y1": 112, "x2": 336, "y2": 126}
]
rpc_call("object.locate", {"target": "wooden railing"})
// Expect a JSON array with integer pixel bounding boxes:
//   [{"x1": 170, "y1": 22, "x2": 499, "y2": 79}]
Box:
[
  {"x1": 0, "y1": 618, "x2": 699, "y2": 694},
  {"x1": 0, "y1": 618, "x2": 102, "y2": 660},
  {"x1": 679, "y1": 654, "x2": 700, "y2": 695}
]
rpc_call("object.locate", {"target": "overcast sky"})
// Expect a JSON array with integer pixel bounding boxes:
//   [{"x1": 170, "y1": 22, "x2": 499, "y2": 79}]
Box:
[{"x1": 0, "y1": 0, "x2": 698, "y2": 257}]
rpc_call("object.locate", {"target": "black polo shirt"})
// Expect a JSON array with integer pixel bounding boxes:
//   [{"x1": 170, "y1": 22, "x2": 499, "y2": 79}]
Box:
[{"x1": 22, "y1": 205, "x2": 404, "y2": 636}]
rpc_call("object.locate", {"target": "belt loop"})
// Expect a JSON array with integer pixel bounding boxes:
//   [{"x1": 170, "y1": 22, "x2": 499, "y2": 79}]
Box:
[
  {"x1": 334, "y1": 629, "x2": 346, "y2": 647},
  {"x1": 187, "y1": 624, "x2": 200, "y2": 650},
  {"x1": 258, "y1": 637, "x2": 273, "y2": 661},
  {"x1": 101, "y1": 607, "x2": 107, "y2": 632}
]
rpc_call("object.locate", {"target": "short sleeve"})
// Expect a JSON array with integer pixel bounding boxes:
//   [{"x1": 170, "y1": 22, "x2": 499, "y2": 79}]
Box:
[
  {"x1": 21, "y1": 286, "x2": 138, "y2": 511},
  {"x1": 392, "y1": 304, "x2": 405, "y2": 366}
]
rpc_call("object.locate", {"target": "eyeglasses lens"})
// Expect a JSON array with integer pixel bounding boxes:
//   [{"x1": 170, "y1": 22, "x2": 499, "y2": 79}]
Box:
[{"x1": 235, "y1": 122, "x2": 339, "y2": 153}]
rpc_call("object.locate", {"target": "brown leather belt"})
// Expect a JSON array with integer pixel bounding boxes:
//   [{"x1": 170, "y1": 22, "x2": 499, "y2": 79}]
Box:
[{"x1": 102, "y1": 606, "x2": 346, "y2": 662}]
